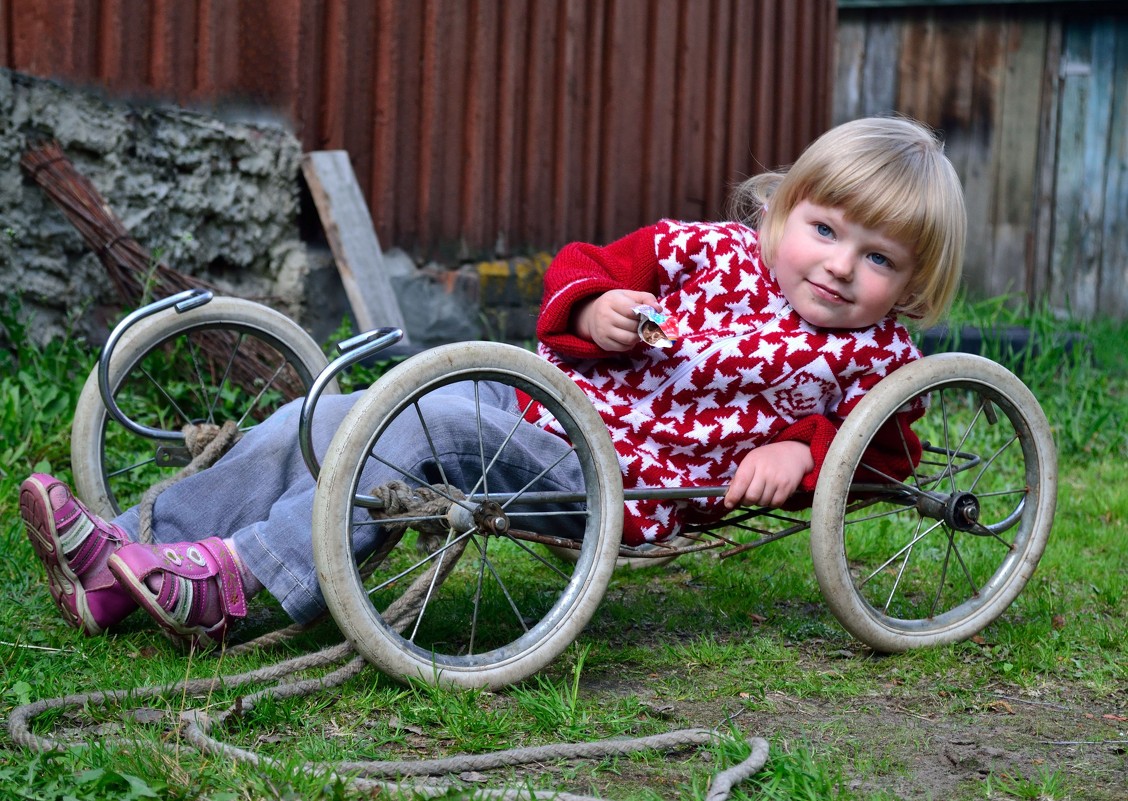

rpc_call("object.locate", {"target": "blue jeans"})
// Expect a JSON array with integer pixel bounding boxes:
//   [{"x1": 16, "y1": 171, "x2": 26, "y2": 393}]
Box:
[{"x1": 113, "y1": 381, "x2": 584, "y2": 624}]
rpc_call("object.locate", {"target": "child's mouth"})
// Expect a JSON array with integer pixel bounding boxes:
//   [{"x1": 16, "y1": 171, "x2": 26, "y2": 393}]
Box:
[{"x1": 808, "y1": 280, "x2": 851, "y2": 304}]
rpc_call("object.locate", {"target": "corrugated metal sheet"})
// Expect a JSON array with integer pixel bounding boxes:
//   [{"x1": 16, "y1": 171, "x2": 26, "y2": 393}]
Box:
[{"x1": 4, "y1": 0, "x2": 835, "y2": 260}]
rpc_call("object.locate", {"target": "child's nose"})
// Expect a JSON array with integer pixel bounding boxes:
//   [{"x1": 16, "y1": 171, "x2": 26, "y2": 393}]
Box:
[{"x1": 825, "y1": 249, "x2": 854, "y2": 280}]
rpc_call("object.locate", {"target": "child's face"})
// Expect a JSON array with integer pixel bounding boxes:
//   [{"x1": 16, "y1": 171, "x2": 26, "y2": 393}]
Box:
[{"x1": 772, "y1": 201, "x2": 916, "y2": 330}]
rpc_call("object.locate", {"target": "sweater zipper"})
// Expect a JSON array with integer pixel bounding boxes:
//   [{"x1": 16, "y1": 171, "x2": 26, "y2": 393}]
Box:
[
  {"x1": 633, "y1": 301, "x2": 792, "y2": 409},
  {"x1": 633, "y1": 336, "x2": 740, "y2": 408}
]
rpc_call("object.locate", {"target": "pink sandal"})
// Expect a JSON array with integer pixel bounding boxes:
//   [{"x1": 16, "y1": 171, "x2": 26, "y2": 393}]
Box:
[
  {"x1": 108, "y1": 537, "x2": 247, "y2": 650},
  {"x1": 19, "y1": 473, "x2": 137, "y2": 635}
]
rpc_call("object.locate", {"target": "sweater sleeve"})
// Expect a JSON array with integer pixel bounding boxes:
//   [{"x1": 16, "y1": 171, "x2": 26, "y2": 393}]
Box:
[
  {"x1": 536, "y1": 224, "x2": 665, "y2": 359},
  {"x1": 774, "y1": 408, "x2": 924, "y2": 495}
]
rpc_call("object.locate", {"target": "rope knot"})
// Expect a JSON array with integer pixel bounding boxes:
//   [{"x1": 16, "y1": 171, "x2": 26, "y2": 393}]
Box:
[
  {"x1": 368, "y1": 480, "x2": 467, "y2": 551},
  {"x1": 183, "y1": 421, "x2": 234, "y2": 456}
]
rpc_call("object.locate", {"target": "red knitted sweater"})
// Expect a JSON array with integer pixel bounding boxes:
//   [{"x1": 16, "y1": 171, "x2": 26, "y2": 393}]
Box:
[{"x1": 528, "y1": 220, "x2": 923, "y2": 545}]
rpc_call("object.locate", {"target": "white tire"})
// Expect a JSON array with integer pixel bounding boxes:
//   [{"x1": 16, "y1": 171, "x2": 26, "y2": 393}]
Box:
[
  {"x1": 811, "y1": 353, "x2": 1057, "y2": 651},
  {"x1": 313, "y1": 342, "x2": 622, "y2": 689},
  {"x1": 71, "y1": 297, "x2": 334, "y2": 518}
]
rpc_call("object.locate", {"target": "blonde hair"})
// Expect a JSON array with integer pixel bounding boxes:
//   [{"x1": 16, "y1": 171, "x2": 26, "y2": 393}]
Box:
[{"x1": 729, "y1": 116, "x2": 966, "y2": 328}]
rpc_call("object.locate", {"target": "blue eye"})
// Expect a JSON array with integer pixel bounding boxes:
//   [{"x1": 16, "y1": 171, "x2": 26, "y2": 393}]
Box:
[
  {"x1": 869, "y1": 253, "x2": 889, "y2": 267},
  {"x1": 815, "y1": 223, "x2": 833, "y2": 238}
]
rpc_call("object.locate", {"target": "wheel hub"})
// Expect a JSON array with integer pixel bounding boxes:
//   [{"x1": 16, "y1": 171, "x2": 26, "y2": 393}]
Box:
[
  {"x1": 914, "y1": 489, "x2": 984, "y2": 533},
  {"x1": 944, "y1": 491, "x2": 982, "y2": 532},
  {"x1": 473, "y1": 500, "x2": 510, "y2": 536}
]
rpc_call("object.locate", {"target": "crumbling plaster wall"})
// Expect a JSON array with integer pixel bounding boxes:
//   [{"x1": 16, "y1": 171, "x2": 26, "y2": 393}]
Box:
[{"x1": 0, "y1": 69, "x2": 326, "y2": 347}]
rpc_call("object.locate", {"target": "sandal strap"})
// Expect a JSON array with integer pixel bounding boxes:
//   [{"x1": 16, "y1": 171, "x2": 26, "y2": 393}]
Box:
[
  {"x1": 203, "y1": 537, "x2": 248, "y2": 620},
  {"x1": 109, "y1": 537, "x2": 247, "y2": 647}
]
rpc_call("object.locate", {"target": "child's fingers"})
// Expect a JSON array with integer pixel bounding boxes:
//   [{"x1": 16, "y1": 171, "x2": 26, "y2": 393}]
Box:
[
  {"x1": 603, "y1": 289, "x2": 660, "y2": 319},
  {"x1": 727, "y1": 465, "x2": 794, "y2": 509},
  {"x1": 725, "y1": 464, "x2": 760, "y2": 508},
  {"x1": 628, "y1": 290, "x2": 662, "y2": 309},
  {"x1": 599, "y1": 322, "x2": 639, "y2": 350}
]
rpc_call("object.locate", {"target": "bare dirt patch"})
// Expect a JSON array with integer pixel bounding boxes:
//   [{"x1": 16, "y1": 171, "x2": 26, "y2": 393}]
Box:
[{"x1": 570, "y1": 668, "x2": 1127, "y2": 799}]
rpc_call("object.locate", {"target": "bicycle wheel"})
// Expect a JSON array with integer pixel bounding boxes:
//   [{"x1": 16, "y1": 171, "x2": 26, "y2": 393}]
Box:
[
  {"x1": 313, "y1": 342, "x2": 623, "y2": 689},
  {"x1": 71, "y1": 297, "x2": 335, "y2": 519},
  {"x1": 810, "y1": 353, "x2": 1057, "y2": 651}
]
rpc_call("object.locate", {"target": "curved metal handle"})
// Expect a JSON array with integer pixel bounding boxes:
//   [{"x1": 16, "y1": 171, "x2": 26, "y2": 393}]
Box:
[
  {"x1": 98, "y1": 289, "x2": 214, "y2": 442},
  {"x1": 298, "y1": 326, "x2": 404, "y2": 480}
]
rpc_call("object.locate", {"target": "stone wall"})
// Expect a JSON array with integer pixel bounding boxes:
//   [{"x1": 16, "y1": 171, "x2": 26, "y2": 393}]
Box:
[
  {"x1": 0, "y1": 69, "x2": 550, "y2": 354},
  {"x1": 0, "y1": 69, "x2": 316, "y2": 347}
]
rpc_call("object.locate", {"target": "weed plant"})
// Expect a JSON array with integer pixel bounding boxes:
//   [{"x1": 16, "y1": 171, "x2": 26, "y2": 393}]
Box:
[{"x1": 0, "y1": 293, "x2": 1125, "y2": 800}]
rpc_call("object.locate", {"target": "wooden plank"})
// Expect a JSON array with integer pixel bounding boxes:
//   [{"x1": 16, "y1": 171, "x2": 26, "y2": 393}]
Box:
[
  {"x1": 834, "y1": 17, "x2": 867, "y2": 123},
  {"x1": 1077, "y1": 22, "x2": 1116, "y2": 317},
  {"x1": 990, "y1": 16, "x2": 1048, "y2": 300},
  {"x1": 1052, "y1": 20, "x2": 1113, "y2": 318},
  {"x1": 1049, "y1": 35, "x2": 1088, "y2": 315},
  {"x1": 1099, "y1": 18, "x2": 1128, "y2": 318},
  {"x1": 959, "y1": 15, "x2": 1005, "y2": 299},
  {"x1": 863, "y1": 17, "x2": 900, "y2": 115},
  {"x1": 1031, "y1": 15, "x2": 1062, "y2": 302},
  {"x1": 301, "y1": 151, "x2": 411, "y2": 341}
]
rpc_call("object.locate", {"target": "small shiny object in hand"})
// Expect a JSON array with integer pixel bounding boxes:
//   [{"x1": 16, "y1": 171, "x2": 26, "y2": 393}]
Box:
[{"x1": 633, "y1": 304, "x2": 681, "y2": 348}]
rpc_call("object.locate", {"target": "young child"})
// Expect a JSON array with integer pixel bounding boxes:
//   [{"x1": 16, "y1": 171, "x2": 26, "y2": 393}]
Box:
[{"x1": 20, "y1": 116, "x2": 966, "y2": 650}]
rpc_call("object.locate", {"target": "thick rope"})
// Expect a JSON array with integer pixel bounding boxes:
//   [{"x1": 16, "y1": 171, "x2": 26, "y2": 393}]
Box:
[
  {"x1": 9, "y1": 478, "x2": 771, "y2": 798},
  {"x1": 137, "y1": 420, "x2": 242, "y2": 544}
]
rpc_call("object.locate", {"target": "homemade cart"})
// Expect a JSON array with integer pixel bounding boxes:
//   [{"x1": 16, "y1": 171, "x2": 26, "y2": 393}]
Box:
[{"x1": 71, "y1": 290, "x2": 1057, "y2": 689}]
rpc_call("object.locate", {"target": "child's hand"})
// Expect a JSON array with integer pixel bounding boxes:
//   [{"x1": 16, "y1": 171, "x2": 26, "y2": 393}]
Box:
[
  {"x1": 572, "y1": 289, "x2": 661, "y2": 352},
  {"x1": 724, "y1": 441, "x2": 814, "y2": 509}
]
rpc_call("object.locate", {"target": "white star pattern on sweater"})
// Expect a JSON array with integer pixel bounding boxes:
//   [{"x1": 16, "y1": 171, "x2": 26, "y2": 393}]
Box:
[
  {"x1": 701, "y1": 227, "x2": 727, "y2": 249},
  {"x1": 660, "y1": 255, "x2": 682, "y2": 282},
  {"x1": 699, "y1": 274, "x2": 727, "y2": 301},
  {"x1": 717, "y1": 411, "x2": 744, "y2": 437},
  {"x1": 703, "y1": 307, "x2": 728, "y2": 331},
  {"x1": 783, "y1": 333, "x2": 813, "y2": 356},
  {"x1": 686, "y1": 421, "x2": 718, "y2": 444}
]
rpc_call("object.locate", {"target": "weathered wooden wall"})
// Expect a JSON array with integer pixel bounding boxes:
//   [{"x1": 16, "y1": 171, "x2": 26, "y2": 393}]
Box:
[
  {"x1": 837, "y1": 2, "x2": 1128, "y2": 320},
  {"x1": 2, "y1": 0, "x2": 836, "y2": 262}
]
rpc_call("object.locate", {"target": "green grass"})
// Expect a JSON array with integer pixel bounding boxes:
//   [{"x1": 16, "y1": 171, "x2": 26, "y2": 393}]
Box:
[{"x1": 1, "y1": 294, "x2": 1126, "y2": 800}]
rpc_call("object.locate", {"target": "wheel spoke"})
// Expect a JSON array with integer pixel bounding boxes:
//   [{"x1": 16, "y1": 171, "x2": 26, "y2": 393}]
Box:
[
  {"x1": 107, "y1": 455, "x2": 159, "y2": 479},
  {"x1": 365, "y1": 527, "x2": 476, "y2": 596},
  {"x1": 947, "y1": 529, "x2": 981, "y2": 599},
  {"x1": 498, "y1": 530, "x2": 574, "y2": 581},
  {"x1": 858, "y1": 516, "x2": 944, "y2": 590},
  {"x1": 469, "y1": 536, "x2": 531, "y2": 636},
  {"x1": 234, "y1": 356, "x2": 293, "y2": 430},
  {"x1": 205, "y1": 332, "x2": 244, "y2": 424},
  {"x1": 927, "y1": 529, "x2": 955, "y2": 617},
  {"x1": 138, "y1": 365, "x2": 195, "y2": 428},
  {"x1": 468, "y1": 533, "x2": 489, "y2": 654},
  {"x1": 413, "y1": 399, "x2": 454, "y2": 491},
  {"x1": 498, "y1": 446, "x2": 579, "y2": 512},
  {"x1": 185, "y1": 336, "x2": 214, "y2": 422},
  {"x1": 407, "y1": 529, "x2": 459, "y2": 643},
  {"x1": 473, "y1": 390, "x2": 543, "y2": 503},
  {"x1": 880, "y1": 515, "x2": 926, "y2": 615},
  {"x1": 967, "y1": 432, "x2": 1019, "y2": 493}
]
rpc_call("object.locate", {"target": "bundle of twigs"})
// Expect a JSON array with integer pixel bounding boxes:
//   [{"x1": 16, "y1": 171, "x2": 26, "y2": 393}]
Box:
[
  {"x1": 20, "y1": 141, "x2": 306, "y2": 401},
  {"x1": 20, "y1": 141, "x2": 222, "y2": 305}
]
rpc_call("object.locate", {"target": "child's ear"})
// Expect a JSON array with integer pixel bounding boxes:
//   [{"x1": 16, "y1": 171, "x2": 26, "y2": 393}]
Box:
[{"x1": 893, "y1": 288, "x2": 920, "y2": 318}]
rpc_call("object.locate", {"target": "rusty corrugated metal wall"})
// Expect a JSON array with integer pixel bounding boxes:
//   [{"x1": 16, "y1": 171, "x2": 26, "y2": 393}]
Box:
[{"x1": 3, "y1": 0, "x2": 835, "y2": 260}]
